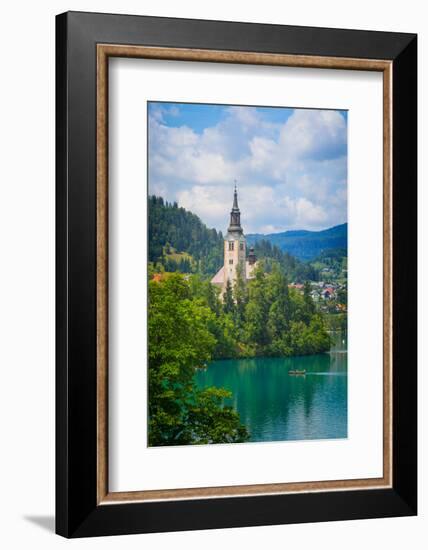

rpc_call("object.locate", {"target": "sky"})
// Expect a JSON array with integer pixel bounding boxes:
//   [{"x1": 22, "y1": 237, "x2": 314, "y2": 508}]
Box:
[{"x1": 148, "y1": 101, "x2": 347, "y2": 235}]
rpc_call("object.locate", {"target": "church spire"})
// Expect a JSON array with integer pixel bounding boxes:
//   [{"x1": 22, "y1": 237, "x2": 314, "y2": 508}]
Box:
[
  {"x1": 232, "y1": 183, "x2": 239, "y2": 209},
  {"x1": 228, "y1": 182, "x2": 243, "y2": 235}
]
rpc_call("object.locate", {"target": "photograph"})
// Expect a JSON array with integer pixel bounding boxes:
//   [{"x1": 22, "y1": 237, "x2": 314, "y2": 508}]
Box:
[
  {"x1": 0, "y1": 1, "x2": 420, "y2": 544},
  {"x1": 147, "y1": 101, "x2": 348, "y2": 447}
]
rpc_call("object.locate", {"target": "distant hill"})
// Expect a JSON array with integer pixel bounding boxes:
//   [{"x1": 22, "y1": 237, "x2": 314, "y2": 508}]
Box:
[
  {"x1": 149, "y1": 196, "x2": 347, "y2": 278},
  {"x1": 148, "y1": 196, "x2": 309, "y2": 279},
  {"x1": 246, "y1": 223, "x2": 347, "y2": 261}
]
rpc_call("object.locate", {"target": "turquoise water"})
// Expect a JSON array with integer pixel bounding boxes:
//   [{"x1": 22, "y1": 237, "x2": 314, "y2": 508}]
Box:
[{"x1": 195, "y1": 332, "x2": 347, "y2": 442}]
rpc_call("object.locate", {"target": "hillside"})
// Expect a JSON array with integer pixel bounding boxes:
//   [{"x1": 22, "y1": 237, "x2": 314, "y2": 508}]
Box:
[
  {"x1": 148, "y1": 195, "x2": 311, "y2": 279},
  {"x1": 246, "y1": 223, "x2": 347, "y2": 261},
  {"x1": 148, "y1": 195, "x2": 224, "y2": 274},
  {"x1": 149, "y1": 196, "x2": 347, "y2": 280}
]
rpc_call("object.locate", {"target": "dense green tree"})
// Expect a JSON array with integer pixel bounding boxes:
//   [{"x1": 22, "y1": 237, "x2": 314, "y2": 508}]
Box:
[
  {"x1": 266, "y1": 266, "x2": 292, "y2": 354},
  {"x1": 238, "y1": 263, "x2": 330, "y2": 357},
  {"x1": 302, "y1": 280, "x2": 316, "y2": 323},
  {"x1": 148, "y1": 195, "x2": 223, "y2": 275},
  {"x1": 223, "y1": 279, "x2": 235, "y2": 315},
  {"x1": 209, "y1": 313, "x2": 238, "y2": 358},
  {"x1": 253, "y1": 239, "x2": 318, "y2": 282},
  {"x1": 288, "y1": 315, "x2": 331, "y2": 356},
  {"x1": 234, "y1": 262, "x2": 248, "y2": 328},
  {"x1": 187, "y1": 386, "x2": 249, "y2": 444},
  {"x1": 244, "y1": 263, "x2": 271, "y2": 352},
  {"x1": 148, "y1": 274, "x2": 248, "y2": 446}
]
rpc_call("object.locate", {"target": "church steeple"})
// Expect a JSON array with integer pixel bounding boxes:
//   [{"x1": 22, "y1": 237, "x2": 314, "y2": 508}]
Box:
[
  {"x1": 232, "y1": 184, "x2": 239, "y2": 209},
  {"x1": 210, "y1": 183, "x2": 258, "y2": 293},
  {"x1": 228, "y1": 183, "x2": 243, "y2": 235}
]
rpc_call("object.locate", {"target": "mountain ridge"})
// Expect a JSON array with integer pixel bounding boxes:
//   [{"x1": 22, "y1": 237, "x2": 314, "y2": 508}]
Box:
[{"x1": 246, "y1": 223, "x2": 347, "y2": 261}]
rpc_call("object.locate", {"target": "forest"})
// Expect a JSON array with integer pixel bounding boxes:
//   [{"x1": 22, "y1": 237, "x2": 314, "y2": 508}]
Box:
[
  {"x1": 148, "y1": 195, "x2": 223, "y2": 275},
  {"x1": 148, "y1": 264, "x2": 331, "y2": 446},
  {"x1": 148, "y1": 195, "x2": 336, "y2": 282}
]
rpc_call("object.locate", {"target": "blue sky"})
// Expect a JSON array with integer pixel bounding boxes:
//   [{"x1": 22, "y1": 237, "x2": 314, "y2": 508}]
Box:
[{"x1": 148, "y1": 101, "x2": 347, "y2": 234}]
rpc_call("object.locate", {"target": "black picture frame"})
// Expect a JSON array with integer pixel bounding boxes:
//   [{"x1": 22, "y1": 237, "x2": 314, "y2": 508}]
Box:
[{"x1": 56, "y1": 11, "x2": 417, "y2": 538}]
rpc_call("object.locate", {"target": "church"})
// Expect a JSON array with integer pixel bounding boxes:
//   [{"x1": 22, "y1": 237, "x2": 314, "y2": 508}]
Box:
[{"x1": 211, "y1": 186, "x2": 257, "y2": 294}]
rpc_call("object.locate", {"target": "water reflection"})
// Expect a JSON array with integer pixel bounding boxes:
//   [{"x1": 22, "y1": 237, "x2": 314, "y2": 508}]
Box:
[{"x1": 195, "y1": 331, "x2": 347, "y2": 442}]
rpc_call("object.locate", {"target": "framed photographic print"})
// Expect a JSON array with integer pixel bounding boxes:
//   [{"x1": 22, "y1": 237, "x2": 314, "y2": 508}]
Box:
[{"x1": 56, "y1": 11, "x2": 417, "y2": 537}]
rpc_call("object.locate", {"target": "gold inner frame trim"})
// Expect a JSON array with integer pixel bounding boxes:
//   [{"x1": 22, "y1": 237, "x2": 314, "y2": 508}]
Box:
[{"x1": 96, "y1": 44, "x2": 393, "y2": 505}]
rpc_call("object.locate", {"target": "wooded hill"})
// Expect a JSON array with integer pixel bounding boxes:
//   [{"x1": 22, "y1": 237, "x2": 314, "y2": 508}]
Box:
[
  {"x1": 148, "y1": 195, "x2": 223, "y2": 275},
  {"x1": 247, "y1": 223, "x2": 348, "y2": 261},
  {"x1": 148, "y1": 195, "x2": 346, "y2": 282}
]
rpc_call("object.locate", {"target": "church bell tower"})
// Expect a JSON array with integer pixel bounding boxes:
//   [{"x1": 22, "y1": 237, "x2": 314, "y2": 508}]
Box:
[
  {"x1": 224, "y1": 185, "x2": 246, "y2": 288},
  {"x1": 210, "y1": 184, "x2": 258, "y2": 293}
]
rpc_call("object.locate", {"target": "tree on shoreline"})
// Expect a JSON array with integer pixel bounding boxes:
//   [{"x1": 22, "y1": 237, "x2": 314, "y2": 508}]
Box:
[
  {"x1": 223, "y1": 279, "x2": 235, "y2": 315},
  {"x1": 148, "y1": 274, "x2": 249, "y2": 446}
]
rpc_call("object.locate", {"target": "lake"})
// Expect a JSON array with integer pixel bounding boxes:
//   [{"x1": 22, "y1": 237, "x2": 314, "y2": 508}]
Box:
[{"x1": 195, "y1": 331, "x2": 347, "y2": 442}]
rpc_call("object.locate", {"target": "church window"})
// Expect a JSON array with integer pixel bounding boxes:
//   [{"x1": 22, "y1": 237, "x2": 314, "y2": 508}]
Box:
[
  {"x1": 240, "y1": 242, "x2": 244, "y2": 251},
  {"x1": 229, "y1": 241, "x2": 234, "y2": 251},
  {"x1": 229, "y1": 259, "x2": 233, "y2": 265}
]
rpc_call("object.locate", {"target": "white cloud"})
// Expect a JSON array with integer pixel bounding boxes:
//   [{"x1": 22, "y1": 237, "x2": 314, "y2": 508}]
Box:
[
  {"x1": 177, "y1": 185, "x2": 232, "y2": 230},
  {"x1": 148, "y1": 106, "x2": 347, "y2": 233},
  {"x1": 279, "y1": 109, "x2": 347, "y2": 160},
  {"x1": 226, "y1": 106, "x2": 260, "y2": 127}
]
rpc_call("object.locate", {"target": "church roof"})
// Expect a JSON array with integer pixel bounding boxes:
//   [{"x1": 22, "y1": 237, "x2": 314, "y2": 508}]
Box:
[
  {"x1": 210, "y1": 261, "x2": 258, "y2": 285},
  {"x1": 211, "y1": 266, "x2": 224, "y2": 285}
]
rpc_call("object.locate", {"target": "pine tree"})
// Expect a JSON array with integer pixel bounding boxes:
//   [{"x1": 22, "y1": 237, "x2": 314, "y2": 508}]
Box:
[
  {"x1": 234, "y1": 262, "x2": 248, "y2": 328},
  {"x1": 243, "y1": 262, "x2": 270, "y2": 350},
  {"x1": 303, "y1": 280, "x2": 316, "y2": 321},
  {"x1": 223, "y1": 279, "x2": 235, "y2": 315}
]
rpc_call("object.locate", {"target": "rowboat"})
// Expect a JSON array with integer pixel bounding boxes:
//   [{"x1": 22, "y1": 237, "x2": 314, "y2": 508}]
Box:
[{"x1": 288, "y1": 369, "x2": 306, "y2": 376}]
